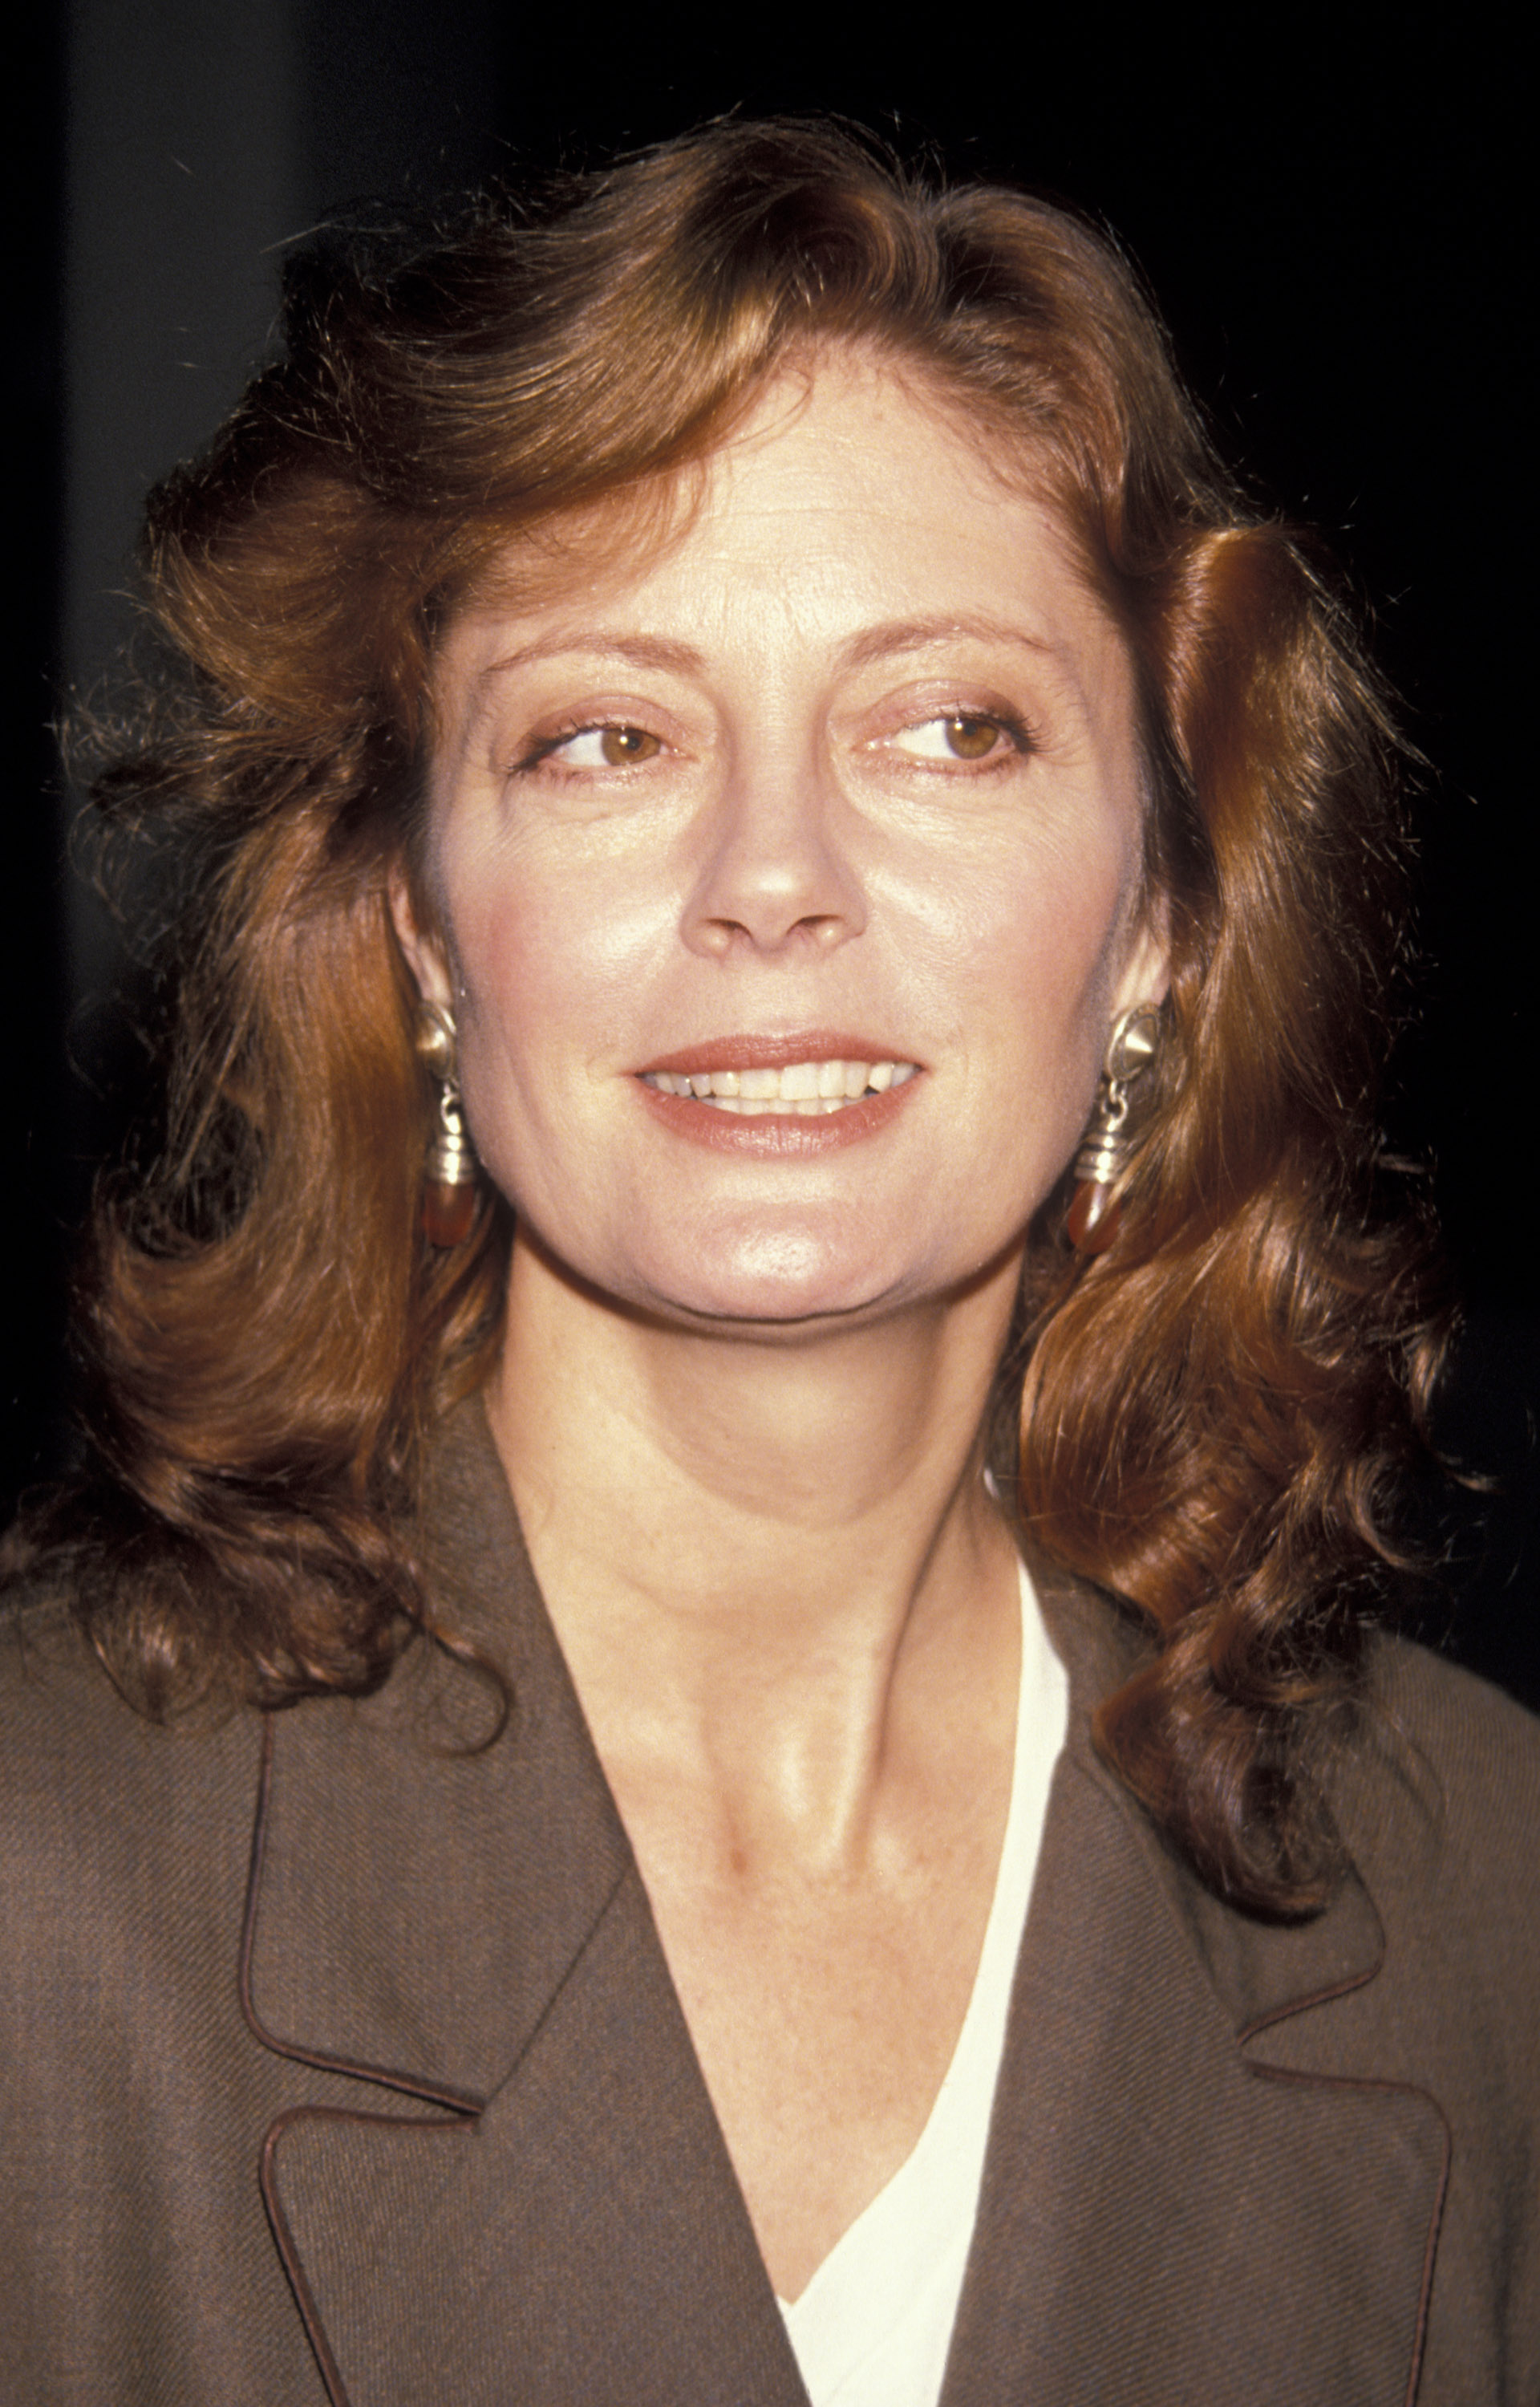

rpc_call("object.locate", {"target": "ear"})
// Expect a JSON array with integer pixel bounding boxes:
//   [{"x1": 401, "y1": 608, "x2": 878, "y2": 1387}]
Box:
[
  {"x1": 1111, "y1": 896, "x2": 1171, "y2": 1018},
  {"x1": 388, "y1": 863, "x2": 455, "y2": 1013}
]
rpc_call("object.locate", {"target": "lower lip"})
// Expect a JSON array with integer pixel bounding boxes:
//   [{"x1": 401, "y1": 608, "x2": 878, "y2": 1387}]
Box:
[{"x1": 637, "y1": 1077, "x2": 922, "y2": 1154}]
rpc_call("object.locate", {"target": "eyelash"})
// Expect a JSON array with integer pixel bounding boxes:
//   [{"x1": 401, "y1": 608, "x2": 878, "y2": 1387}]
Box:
[
  {"x1": 510, "y1": 706, "x2": 1037, "y2": 780},
  {"x1": 513, "y1": 721, "x2": 660, "y2": 777},
  {"x1": 888, "y1": 710, "x2": 1035, "y2": 768}
]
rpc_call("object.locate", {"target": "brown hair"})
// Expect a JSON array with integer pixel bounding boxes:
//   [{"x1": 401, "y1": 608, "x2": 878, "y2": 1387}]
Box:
[{"x1": 24, "y1": 120, "x2": 1442, "y2": 1911}]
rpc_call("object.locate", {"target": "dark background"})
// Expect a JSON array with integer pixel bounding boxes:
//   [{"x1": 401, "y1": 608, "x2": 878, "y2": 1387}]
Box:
[{"x1": 10, "y1": 7, "x2": 1534, "y2": 1703}]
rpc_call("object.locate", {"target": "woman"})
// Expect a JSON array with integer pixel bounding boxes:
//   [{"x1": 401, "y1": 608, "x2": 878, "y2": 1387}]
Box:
[{"x1": 2, "y1": 120, "x2": 1535, "y2": 2405}]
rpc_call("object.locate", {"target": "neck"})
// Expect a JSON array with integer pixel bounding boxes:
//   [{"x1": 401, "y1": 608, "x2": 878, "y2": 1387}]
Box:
[{"x1": 485, "y1": 1228, "x2": 1024, "y2": 1861}]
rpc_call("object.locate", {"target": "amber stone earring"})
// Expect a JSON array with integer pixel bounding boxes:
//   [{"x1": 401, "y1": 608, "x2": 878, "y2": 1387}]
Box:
[
  {"x1": 416, "y1": 1001, "x2": 480, "y2": 1246},
  {"x1": 1067, "y1": 1005, "x2": 1162, "y2": 1256}
]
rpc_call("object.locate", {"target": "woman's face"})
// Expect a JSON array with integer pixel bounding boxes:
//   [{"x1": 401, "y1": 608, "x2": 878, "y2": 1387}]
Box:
[{"x1": 400, "y1": 352, "x2": 1165, "y2": 1329}]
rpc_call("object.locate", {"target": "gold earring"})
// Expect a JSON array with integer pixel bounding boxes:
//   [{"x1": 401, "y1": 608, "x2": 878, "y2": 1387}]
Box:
[
  {"x1": 415, "y1": 1001, "x2": 479, "y2": 1247},
  {"x1": 1067, "y1": 1005, "x2": 1162, "y2": 1256}
]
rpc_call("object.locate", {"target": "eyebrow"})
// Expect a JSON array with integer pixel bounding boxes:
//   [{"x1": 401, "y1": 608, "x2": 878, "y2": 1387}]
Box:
[
  {"x1": 476, "y1": 613, "x2": 1067, "y2": 688},
  {"x1": 841, "y1": 614, "x2": 1065, "y2": 672},
  {"x1": 477, "y1": 631, "x2": 706, "y2": 684}
]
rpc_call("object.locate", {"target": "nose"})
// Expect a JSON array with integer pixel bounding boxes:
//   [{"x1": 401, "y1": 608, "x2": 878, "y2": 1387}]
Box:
[{"x1": 681, "y1": 753, "x2": 867, "y2": 960}]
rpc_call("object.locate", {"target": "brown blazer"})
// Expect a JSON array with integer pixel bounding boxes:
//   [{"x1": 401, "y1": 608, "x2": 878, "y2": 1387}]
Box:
[{"x1": 2, "y1": 1399, "x2": 1537, "y2": 2405}]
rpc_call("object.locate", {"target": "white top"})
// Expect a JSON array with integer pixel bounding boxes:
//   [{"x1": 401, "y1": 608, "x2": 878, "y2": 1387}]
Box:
[{"x1": 778, "y1": 1557, "x2": 1068, "y2": 2407}]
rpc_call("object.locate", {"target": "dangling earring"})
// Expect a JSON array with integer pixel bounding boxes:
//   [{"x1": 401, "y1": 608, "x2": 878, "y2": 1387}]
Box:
[
  {"x1": 415, "y1": 1001, "x2": 479, "y2": 1247},
  {"x1": 1067, "y1": 1004, "x2": 1163, "y2": 1256}
]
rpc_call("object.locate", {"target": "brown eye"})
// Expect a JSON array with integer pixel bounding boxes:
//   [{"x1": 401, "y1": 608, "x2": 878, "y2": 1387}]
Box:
[
  {"x1": 886, "y1": 712, "x2": 1025, "y2": 768},
  {"x1": 600, "y1": 725, "x2": 660, "y2": 767},
  {"x1": 943, "y1": 716, "x2": 1000, "y2": 760}
]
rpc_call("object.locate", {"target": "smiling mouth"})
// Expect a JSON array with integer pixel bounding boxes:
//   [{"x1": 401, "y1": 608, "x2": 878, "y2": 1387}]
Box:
[{"x1": 641, "y1": 1058, "x2": 920, "y2": 1115}]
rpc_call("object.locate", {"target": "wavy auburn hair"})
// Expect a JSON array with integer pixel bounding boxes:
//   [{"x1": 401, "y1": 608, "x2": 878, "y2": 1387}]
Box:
[{"x1": 30, "y1": 120, "x2": 1441, "y2": 1912}]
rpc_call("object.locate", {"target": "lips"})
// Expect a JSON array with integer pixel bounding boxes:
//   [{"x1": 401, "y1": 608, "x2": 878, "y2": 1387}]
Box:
[{"x1": 634, "y1": 1036, "x2": 924, "y2": 1150}]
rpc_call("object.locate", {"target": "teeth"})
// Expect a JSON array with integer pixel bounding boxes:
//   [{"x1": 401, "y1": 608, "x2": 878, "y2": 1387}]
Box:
[{"x1": 643, "y1": 1058, "x2": 919, "y2": 1110}]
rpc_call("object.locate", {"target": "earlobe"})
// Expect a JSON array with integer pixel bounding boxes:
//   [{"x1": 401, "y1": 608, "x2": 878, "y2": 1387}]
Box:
[{"x1": 388, "y1": 863, "x2": 454, "y2": 1011}]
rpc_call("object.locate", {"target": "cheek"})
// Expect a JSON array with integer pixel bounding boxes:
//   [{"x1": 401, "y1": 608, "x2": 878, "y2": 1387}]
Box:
[
  {"x1": 901, "y1": 815, "x2": 1138, "y2": 1057},
  {"x1": 966, "y1": 838, "x2": 1145, "y2": 1203},
  {"x1": 437, "y1": 837, "x2": 673, "y2": 1130}
]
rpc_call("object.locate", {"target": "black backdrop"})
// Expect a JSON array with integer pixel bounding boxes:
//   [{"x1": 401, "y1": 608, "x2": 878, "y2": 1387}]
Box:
[{"x1": 10, "y1": 6, "x2": 1534, "y2": 1701}]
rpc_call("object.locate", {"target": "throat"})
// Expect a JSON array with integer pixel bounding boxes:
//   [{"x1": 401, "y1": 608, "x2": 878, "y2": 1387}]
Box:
[{"x1": 588, "y1": 1549, "x2": 1031, "y2": 2305}]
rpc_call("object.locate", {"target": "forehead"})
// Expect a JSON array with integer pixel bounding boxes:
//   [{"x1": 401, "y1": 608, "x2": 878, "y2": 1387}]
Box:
[{"x1": 437, "y1": 352, "x2": 1130, "y2": 719}]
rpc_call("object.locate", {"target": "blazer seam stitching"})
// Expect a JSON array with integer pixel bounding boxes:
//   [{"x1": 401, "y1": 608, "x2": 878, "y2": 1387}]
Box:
[{"x1": 1241, "y1": 2058, "x2": 1452, "y2": 2406}]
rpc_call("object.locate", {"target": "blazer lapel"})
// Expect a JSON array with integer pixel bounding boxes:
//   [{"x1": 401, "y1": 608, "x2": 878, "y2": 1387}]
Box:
[
  {"x1": 244, "y1": 1402, "x2": 808, "y2": 2407},
  {"x1": 942, "y1": 1567, "x2": 1449, "y2": 2407},
  {"x1": 261, "y1": 1862, "x2": 808, "y2": 2407}
]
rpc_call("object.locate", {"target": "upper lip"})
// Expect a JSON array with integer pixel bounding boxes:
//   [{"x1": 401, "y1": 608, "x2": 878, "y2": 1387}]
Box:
[{"x1": 638, "y1": 1032, "x2": 922, "y2": 1076}]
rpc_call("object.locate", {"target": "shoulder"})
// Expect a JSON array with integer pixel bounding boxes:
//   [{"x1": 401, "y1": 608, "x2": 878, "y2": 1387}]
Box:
[
  {"x1": 2, "y1": 1573, "x2": 148, "y2": 1798},
  {"x1": 1, "y1": 1573, "x2": 263, "y2": 1809},
  {"x1": 1306, "y1": 1634, "x2": 1540, "y2": 2400},
  {"x1": 1344, "y1": 1630, "x2": 1540, "y2": 1901},
  {"x1": 1369, "y1": 1619, "x2": 1540, "y2": 1756},
  {"x1": 1323, "y1": 1632, "x2": 1539, "y2": 2115},
  {"x1": 2, "y1": 1571, "x2": 128, "y2": 1746},
  {"x1": 0, "y1": 1577, "x2": 268, "y2": 2019}
]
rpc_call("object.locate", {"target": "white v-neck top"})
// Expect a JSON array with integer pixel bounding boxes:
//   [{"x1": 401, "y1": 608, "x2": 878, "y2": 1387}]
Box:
[{"x1": 778, "y1": 1557, "x2": 1067, "y2": 2407}]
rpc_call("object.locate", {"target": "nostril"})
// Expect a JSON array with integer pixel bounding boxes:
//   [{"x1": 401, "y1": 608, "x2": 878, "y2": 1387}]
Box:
[
  {"x1": 686, "y1": 865, "x2": 867, "y2": 957},
  {"x1": 799, "y1": 912, "x2": 849, "y2": 950},
  {"x1": 694, "y1": 906, "x2": 853, "y2": 958}
]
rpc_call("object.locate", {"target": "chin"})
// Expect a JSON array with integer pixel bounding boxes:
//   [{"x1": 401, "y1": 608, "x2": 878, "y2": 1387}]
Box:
[{"x1": 632, "y1": 1225, "x2": 906, "y2": 1329}]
